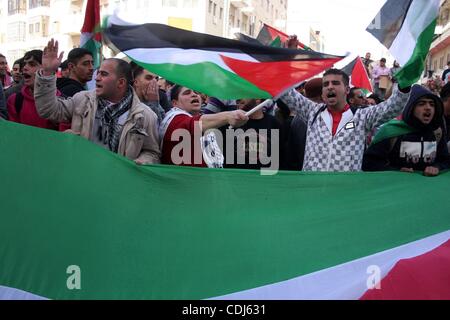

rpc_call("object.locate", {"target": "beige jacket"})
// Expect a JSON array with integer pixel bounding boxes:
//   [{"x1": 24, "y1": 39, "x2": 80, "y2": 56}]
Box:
[{"x1": 34, "y1": 72, "x2": 160, "y2": 164}]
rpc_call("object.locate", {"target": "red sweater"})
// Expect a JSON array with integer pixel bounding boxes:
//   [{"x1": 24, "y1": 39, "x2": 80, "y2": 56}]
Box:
[
  {"x1": 7, "y1": 86, "x2": 59, "y2": 130},
  {"x1": 161, "y1": 114, "x2": 207, "y2": 167}
]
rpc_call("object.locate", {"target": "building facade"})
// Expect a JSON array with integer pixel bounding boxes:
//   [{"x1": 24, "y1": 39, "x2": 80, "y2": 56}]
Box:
[
  {"x1": 0, "y1": 0, "x2": 288, "y2": 64},
  {"x1": 427, "y1": 0, "x2": 450, "y2": 80}
]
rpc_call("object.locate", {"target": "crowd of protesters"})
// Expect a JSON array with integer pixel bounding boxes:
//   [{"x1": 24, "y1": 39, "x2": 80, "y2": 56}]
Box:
[{"x1": 1, "y1": 39, "x2": 449, "y2": 176}]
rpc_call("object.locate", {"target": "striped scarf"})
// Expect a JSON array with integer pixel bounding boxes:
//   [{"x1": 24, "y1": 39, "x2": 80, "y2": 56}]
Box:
[{"x1": 96, "y1": 87, "x2": 133, "y2": 153}]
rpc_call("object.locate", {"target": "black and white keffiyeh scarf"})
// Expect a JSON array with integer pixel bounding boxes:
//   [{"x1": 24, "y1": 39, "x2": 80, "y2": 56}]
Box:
[{"x1": 96, "y1": 87, "x2": 133, "y2": 153}]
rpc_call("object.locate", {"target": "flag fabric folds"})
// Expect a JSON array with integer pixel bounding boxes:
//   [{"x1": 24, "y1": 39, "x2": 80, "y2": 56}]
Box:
[
  {"x1": 341, "y1": 56, "x2": 374, "y2": 93},
  {"x1": 257, "y1": 23, "x2": 311, "y2": 50},
  {"x1": 366, "y1": 0, "x2": 440, "y2": 88},
  {"x1": 102, "y1": 14, "x2": 341, "y2": 100},
  {"x1": 0, "y1": 120, "x2": 449, "y2": 300},
  {"x1": 81, "y1": 0, "x2": 102, "y2": 69}
]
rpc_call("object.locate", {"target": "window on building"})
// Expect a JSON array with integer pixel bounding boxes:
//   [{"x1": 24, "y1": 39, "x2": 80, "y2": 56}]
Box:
[
  {"x1": 35, "y1": 22, "x2": 40, "y2": 33},
  {"x1": 440, "y1": 56, "x2": 444, "y2": 69},
  {"x1": 220, "y1": 7, "x2": 223, "y2": 19},
  {"x1": 29, "y1": 23, "x2": 34, "y2": 34},
  {"x1": 208, "y1": 0, "x2": 213, "y2": 13},
  {"x1": 8, "y1": 0, "x2": 26, "y2": 15},
  {"x1": 162, "y1": 0, "x2": 178, "y2": 7},
  {"x1": 213, "y1": 3, "x2": 217, "y2": 16},
  {"x1": 434, "y1": 60, "x2": 438, "y2": 72},
  {"x1": 29, "y1": 0, "x2": 50, "y2": 9},
  {"x1": 7, "y1": 21, "x2": 26, "y2": 42}
]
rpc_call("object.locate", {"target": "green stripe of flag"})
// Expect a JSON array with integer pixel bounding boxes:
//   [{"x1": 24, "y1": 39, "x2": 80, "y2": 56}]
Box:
[
  {"x1": 394, "y1": 19, "x2": 437, "y2": 88},
  {"x1": 130, "y1": 59, "x2": 272, "y2": 99},
  {"x1": 1, "y1": 120, "x2": 449, "y2": 299}
]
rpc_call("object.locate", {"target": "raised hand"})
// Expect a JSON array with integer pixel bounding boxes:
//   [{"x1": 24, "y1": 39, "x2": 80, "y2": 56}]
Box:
[
  {"x1": 423, "y1": 166, "x2": 439, "y2": 177},
  {"x1": 42, "y1": 38, "x2": 64, "y2": 76},
  {"x1": 228, "y1": 110, "x2": 249, "y2": 128},
  {"x1": 143, "y1": 79, "x2": 160, "y2": 103}
]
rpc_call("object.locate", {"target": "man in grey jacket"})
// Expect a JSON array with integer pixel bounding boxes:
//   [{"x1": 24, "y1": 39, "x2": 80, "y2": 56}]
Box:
[
  {"x1": 281, "y1": 68, "x2": 411, "y2": 172},
  {"x1": 34, "y1": 39, "x2": 160, "y2": 165}
]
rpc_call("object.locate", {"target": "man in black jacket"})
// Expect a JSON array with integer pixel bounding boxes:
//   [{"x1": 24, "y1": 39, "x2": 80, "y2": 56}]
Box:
[
  {"x1": 363, "y1": 85, "x2": 449, "y2": 176},
  {"x1": 56, "y1": 48, "x2": 93, "y2": 97}
]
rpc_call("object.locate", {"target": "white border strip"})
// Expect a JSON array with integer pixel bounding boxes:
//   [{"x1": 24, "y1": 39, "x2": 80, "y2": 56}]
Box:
[
  {"x1": 211, "y1": 230, "x2": 450, "y2": 300},
  {"x1": 0, "y1": 286, "x2": 47, "y2": 300}
]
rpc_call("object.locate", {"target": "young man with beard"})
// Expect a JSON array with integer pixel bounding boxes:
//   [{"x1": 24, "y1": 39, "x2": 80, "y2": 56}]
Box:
[
  {"x1": 7, "y1": 50, "x2": 59, "y2": 130},
  {"x1": 281, "y1": 68, "x2": 411, "y2": 172},
  {"x1": 363, "y1": 85, "x2": 449, "y2": 176},
  {"x1": 56, "y1": 48, "x2": 94, "y2": 97},
  {"x1": 35, "y1": 39, "x2": 161, "y2": 165}
]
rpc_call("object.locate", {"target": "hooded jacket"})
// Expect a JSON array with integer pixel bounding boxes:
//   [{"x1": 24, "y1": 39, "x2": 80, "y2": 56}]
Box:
[{"x1": 363, "y1": 85, "x2": 450, "y2": 172}]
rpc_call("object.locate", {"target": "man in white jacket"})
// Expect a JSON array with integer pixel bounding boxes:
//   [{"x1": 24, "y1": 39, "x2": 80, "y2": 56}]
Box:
[{"x1": 281, "y1": 68, "x2": 411, "y2": 172}]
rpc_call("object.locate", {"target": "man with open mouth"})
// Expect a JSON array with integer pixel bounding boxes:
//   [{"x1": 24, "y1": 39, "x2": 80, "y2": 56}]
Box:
[
  {"x1": 34, "y1": 39, "x2": 161, "y2": 165},
  {"x1": 280, "y1": 68, "x2": 411, "y2": 172},
  {"x1": 363, "y1": 85, "x2": 450, "y2": 176}
]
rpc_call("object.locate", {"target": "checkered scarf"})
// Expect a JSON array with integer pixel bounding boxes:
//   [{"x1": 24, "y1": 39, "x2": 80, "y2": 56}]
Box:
[{"x1": 96, "y1": 87, "x2": 133, "y2": 153}]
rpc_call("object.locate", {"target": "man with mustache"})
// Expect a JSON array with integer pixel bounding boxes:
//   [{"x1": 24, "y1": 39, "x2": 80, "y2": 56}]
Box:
[
  {"x1": 56, "y1": 48, "x2": 94, "y2": 98},
  {"x1": 34, "y1": 39, "x2": 161, "y2": 165},
  {"x1": 281, "y1": 68, "x2": 411, "y2": 172}
]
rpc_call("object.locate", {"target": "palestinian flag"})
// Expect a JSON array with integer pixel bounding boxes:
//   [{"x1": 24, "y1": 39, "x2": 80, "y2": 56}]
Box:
[
  {"x1": 257, "y1": 23, "x2": 311, "y2": 50},
  {"x1": 366, "y1": 0, "x2": 440, "y2": 88},
  {"x1": 80, "y1": 0, "x2": 102, "y2": 69},
  {"x1": 341, "y1": 56, "x2": 373, "y2": 93},
  {"x1": 102, "y1": 14, "x2": 339, "y2": 100},
  {"x1": 1, "y1": 120, "x2": 450, "y2": 300},
  {"x1": 234, "y1": 32, "x2": 263, "y2": 46}
]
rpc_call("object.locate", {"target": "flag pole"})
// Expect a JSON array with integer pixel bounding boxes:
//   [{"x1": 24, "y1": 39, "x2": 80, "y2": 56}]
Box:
[{"x1": 245, "y1": 99, "x2": 275, "y2": 117}]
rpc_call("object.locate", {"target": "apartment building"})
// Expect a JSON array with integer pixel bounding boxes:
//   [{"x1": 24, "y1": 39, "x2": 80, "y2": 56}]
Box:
[
  {"x1": 0, "y1": 0, "x2": 288, "y2": 64},
  {"x1": 427, "y1": 0, "x2": 450, "y2": 79}
]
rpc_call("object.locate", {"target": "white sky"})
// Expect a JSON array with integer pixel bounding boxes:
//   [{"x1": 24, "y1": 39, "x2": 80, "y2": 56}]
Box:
[{"x1": 286, "y1": 0, "x2": 393, "y2": 65}]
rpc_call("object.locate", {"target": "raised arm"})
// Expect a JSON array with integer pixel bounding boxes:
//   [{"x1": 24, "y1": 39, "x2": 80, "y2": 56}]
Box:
[
  {"x1": 280, "y1": 88, "x2": 322, "y2": 123},
  {"x1": 361, "y1": 84, "x2": 411, "y2": 132},
  {"x1": 34, "y1": 39, "x2": 75, "y2": 123}
]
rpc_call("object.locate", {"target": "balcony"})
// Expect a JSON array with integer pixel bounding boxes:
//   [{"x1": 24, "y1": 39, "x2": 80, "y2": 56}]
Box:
[{"x1": 230, "y1": 0, "x2": 252, "y2": 9}]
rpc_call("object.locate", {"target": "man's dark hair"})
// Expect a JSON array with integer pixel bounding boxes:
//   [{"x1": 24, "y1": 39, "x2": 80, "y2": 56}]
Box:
[
  {"x1": 130, "y1": 61, "x2": 145, "y2": 80},
  {"x1": 367, "y1": 93, "x2": 383, "y2": 104},
  {"x1": 23, "y1": 50, "x2": 43, "y2": 64},
  {"x1": 67, "y1": 48, "x2": 93, "y2": 66},
  {"x1": 323, "y1": 69, "x2": 350, "y2": 87},
  {"x1": 170, "y1": 84, "x2": 183, "y2": 102},
  {"x1": 60, "y1": 59, "x2": 69, "y2": 70},
  {"x1": 107, "y1": 58, "x2": 132, "y2": 85},
  {"x1": 347, "y1": 87, "x2": 362, "y2": 101},
  {"x1": 13, "y1": 58, "x2": 24, "y2": 71},
  {"x1": 0, "y1": 53, "x2": 5, "y2": 59},
  {"x1": 440, "y1": 82, "x2": 450, "y2": 100}
]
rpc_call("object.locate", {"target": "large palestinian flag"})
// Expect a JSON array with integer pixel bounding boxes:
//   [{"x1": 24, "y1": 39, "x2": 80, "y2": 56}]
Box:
[
  {"x1": 102, "y1": 14, "x2": 340, "y2": 100},
  {"x1": 341, "y1": 56, "x2": 373, "y2": 93},
  {"x1": 0, "y1": 120, "x2": 449, "y2": 300},
  {"x1": 366, "y1": 0, "x2": 440, "y2": 88}
]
